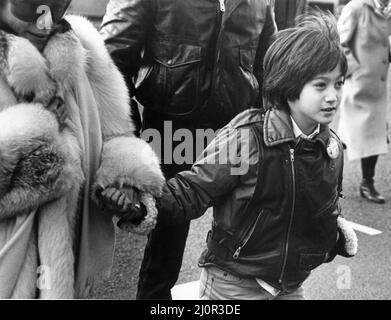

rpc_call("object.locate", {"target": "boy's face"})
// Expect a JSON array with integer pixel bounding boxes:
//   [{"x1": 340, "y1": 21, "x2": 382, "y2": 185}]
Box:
[
  {"x1": 0, "y1": 1, "x2": 66, "y2": 51},
  {"x1": 288, "y1": 65, "x2": 345, "y2": 135}
]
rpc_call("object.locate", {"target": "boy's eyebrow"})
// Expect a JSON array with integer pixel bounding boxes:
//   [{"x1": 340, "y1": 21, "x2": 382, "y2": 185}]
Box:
[{"x1": 312, "y1": 74, "x2": 345, "y2": 80}]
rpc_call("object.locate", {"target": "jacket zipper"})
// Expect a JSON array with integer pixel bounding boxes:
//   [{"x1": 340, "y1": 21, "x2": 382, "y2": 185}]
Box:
[
  {"x1": 278, "y1": 148, "x2": 296, "y2": 288},
  {"x1": 218, "y1": 0, "x2": 226, "y2": 12},
  {"x1": 233, "y1": 209, "x2": 264, "y2": 259},
  {"x1": 210, "y1": 1, "x2": 225, "y2": 95}
]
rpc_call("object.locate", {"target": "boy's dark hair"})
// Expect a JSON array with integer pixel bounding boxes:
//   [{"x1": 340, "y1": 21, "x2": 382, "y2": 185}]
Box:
[{"x1": 263, "y1": 9, "x2": 347, "y2": 110}]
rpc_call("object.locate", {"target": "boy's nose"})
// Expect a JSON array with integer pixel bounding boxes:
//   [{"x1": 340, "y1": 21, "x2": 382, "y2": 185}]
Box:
[
  {"x1": 325, "y1": 90, "x2": 339, "y2": 104},
  {"x1": 325, "y1": 95, "x2": 337, "y2": 104}
]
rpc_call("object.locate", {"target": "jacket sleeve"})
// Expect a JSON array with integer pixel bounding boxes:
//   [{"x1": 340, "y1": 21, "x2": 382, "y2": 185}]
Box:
[
  {"x1": 254, "y1": 0, "x2": 277, "y2": 109},
  {"x1": 325, "y1": 140, "x2": 357, "y2": 262},
  {"x1": 157, "y1": 124, "x2": 257, "y2": 226},
  {"x1": 99, "y1": 0, "x2": 153, "y2": 97},
  {"x1": 337, "y1": 4, "x2": 360, "y2": 77}
]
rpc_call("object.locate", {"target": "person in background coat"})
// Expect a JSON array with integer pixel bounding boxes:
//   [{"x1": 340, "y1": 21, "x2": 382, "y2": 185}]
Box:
[{"x1": 337, "y1": 0, "x2": 391, "y2": 204}]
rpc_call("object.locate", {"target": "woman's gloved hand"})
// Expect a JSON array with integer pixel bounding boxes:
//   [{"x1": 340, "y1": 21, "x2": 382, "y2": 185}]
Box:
[{"x1": 97, "y1": 186, "x2": 148, "y2": 227}]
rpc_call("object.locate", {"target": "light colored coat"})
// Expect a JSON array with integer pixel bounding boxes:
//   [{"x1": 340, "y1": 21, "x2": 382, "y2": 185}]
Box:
[
  {"x1": 337, "y1": 0, "x2": 391, "y2": 160},
  {"x1": 0, "y1": 16, "x2": 164, "y2": 299}
]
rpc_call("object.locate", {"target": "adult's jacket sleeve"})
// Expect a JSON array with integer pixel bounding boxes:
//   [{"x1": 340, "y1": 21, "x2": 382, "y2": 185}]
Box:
[
  {"x1": 100, "y1": 0, "x2": 153, "y2": 96},
  {"x1": 254, "y1": 1, "x2": 277, "y2": 108}
]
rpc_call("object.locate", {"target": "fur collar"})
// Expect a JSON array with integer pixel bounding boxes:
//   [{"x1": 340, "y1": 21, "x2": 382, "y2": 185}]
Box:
[{"x1": 0, "y1": 17, "x2": 87, "y2": 105}]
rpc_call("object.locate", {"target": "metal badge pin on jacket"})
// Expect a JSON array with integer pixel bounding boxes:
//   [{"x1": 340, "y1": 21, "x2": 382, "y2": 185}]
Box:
[{"x1": 327, "y1": 137, "x2": 339, "y2": 159}]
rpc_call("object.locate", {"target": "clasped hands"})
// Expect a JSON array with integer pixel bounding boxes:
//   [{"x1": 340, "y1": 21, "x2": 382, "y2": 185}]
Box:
[{"x1": 96, "y1": 186, "x2": 148, "y2": 229}]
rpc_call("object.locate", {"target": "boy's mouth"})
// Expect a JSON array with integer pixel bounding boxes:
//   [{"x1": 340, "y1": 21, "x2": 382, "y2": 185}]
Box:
[{"x1": 320, "y1": 107, "x2": 337, "y2": 112}]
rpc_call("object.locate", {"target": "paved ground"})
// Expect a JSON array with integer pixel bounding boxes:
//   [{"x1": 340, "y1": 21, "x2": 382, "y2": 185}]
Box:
[{"x1": 91, "y1": 111, "x2": 391, "y2": 300}]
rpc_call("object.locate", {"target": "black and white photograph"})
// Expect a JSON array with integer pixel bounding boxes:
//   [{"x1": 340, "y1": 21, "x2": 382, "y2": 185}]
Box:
[{"x1": 0, "y1": 0, "x2": 390, "y2": 309}]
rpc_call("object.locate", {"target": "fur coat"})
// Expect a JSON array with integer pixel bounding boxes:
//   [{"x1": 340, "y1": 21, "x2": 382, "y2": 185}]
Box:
[
  {"x1": 0, "y1": 16, "x2": 164, "y2": 299},
  {"x1": 337, "y1": 0, "x2": 391, "y2": 160}
]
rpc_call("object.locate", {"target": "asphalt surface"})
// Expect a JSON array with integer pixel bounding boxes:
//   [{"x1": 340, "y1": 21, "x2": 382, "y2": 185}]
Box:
[{"x1": 90, "y1": 113, "x2": 391, "y2": 300}]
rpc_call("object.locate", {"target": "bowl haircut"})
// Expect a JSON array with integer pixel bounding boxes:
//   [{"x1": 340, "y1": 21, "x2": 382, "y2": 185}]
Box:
[{"x1": 263, "y1": 11, "x2": 348, "y2": 110}]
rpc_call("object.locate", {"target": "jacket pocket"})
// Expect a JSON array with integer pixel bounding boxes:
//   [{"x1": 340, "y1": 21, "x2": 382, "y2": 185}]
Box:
[
  {"x1": 137, "y1": 40, "x2": 202, "y2": 116},
  {"x1": 299, "y1": 253, "x2": 326, "y2": 271},
  {"x1": 233, "y1": 209, "x2": 269, "y2": 260}
]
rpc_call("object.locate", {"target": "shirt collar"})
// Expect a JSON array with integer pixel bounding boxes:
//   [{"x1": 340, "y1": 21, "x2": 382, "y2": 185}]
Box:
[
  {"x1": 374, "y1": 0, "x2": 390, "y2": 13},
  {"x1": 290, "y1": 116, "x2": 320, "y2": 140}
]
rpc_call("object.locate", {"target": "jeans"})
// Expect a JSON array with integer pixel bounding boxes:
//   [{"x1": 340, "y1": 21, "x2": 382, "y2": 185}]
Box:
[{"x1": 199, "y1": 266, "x2": 305, "y2": 300}]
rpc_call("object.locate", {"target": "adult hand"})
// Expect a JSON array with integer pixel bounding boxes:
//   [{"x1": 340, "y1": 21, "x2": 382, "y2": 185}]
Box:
[{"x1": 98, "y1": 186, "x2": 148, "y2": 226}]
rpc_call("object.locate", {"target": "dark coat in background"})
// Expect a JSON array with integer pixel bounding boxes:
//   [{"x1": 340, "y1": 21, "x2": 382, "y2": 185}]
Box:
[{"x1": 272, "y1": 0, "x2": 308, "y2": 30}]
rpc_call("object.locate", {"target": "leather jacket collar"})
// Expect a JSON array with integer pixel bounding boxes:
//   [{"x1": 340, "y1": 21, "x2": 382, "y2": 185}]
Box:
[{"x1": 263, "y1": 108, "x2": 332, "y2": 148}]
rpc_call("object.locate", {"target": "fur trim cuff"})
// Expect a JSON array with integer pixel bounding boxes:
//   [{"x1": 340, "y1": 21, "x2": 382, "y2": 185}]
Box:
[
  {"x1": 92, "y1": 136, "x2": 164, "y2": 202},
  {"x1": 337, "y1": 216, "x2": 358, "y2": 257},
  {"x1": 118, "y1": 193, "x2": 158, "y2": 236}
]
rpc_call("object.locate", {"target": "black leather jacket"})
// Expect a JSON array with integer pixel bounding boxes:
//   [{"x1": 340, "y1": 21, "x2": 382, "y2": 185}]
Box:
[
  {"x1": 158, "y1": 108, "x2": 345, "y2": 292},
  {"x1": 100, "y1": 0, "x2": 276, "y2": 126}
]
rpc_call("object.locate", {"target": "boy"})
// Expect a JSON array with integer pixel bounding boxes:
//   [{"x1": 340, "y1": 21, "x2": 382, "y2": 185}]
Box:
[{"x1": 104, "y1": 11, "x2": 358, "y2": 300}]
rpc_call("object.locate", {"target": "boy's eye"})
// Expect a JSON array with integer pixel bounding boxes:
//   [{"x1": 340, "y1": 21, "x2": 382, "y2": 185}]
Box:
[
  {"x1": 335, "y1": 80, "x2": 345, "y2": 89},
  {"x1": 314, "y1": 82, "x2": 326, "y2": 89}
]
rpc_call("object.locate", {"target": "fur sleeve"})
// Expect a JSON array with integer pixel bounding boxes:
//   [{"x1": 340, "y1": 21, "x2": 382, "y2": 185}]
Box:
[
  {"x1": 0, "y1": 103, "x2": 83, "y2": 219},
  {"x1": 91, "y1": 136, "x2": 164, "y2": 200},
  {"x1": 67, "y1": 15, "x2": 165, "y2": 198},
  {"x1": 66, "y1": 15, "x2": 134, "y2": 138}
]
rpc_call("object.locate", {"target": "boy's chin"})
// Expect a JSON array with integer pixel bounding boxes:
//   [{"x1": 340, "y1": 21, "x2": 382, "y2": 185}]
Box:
[{"x1": 317, "y1": 112, "x2": 337, "y2": 125}]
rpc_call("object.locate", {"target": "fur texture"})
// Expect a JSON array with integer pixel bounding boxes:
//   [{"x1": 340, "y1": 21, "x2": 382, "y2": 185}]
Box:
[
  {"x1": 0, "y1": 15, "x2": 163, "y2": 298},
  {"x1": 337, "y1": 216, "x2": 358, "y2": 257}
]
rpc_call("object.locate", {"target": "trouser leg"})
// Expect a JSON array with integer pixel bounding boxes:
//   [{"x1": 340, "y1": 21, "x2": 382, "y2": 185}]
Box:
[
  {"x1": 361, "y1": 155, "x2": 378, "y2": 184},
  {"x1": 136, "y1": 220, "x2": 191, "y2": 300}
]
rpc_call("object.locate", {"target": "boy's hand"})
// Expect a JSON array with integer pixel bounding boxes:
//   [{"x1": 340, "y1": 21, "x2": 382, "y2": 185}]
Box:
[
  {"x1": 46, "y1": 97, "x2": 67, "y2": 131},
  {"x1": 99, "y1": 187, "x2": 148, "y2": 226}
]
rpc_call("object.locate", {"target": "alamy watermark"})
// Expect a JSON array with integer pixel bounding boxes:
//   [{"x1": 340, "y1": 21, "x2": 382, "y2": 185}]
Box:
[
  {"x1": 37, "y1": 265, "x2": 51, "y2": 290},
  {"x1": 36, "y1": 5, "x2": 53, "y2": 30},
  {"x1": 336, "y1": 265, "x2": 352, "y2": 290},
  {"x1": 141, "y1": 121, "x2": 255, "y2": 176}
]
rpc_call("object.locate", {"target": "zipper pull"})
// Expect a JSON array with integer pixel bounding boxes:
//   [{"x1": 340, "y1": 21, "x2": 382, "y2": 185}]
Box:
[
  {"x1": 233, "y1": 246, "x2": 242, "y2": 259},
  {"x1": 290, "y1": 149, "x2": 295, "y2": 163},
  {"x1": 218, "y1": 0, "x2": 225, "y2": 12}
]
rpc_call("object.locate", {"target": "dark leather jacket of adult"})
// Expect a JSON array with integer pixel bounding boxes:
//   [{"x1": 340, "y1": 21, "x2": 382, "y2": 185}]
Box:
[
  {"x1": 100, "y1": 0, "x2": 276, "y2": 126},
  {"x1": 158, "y1": 108, "x2": 344, "y2": 292},
  {"x1": 273, "y1": 0, "x2": 308, "y2": 30}
]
